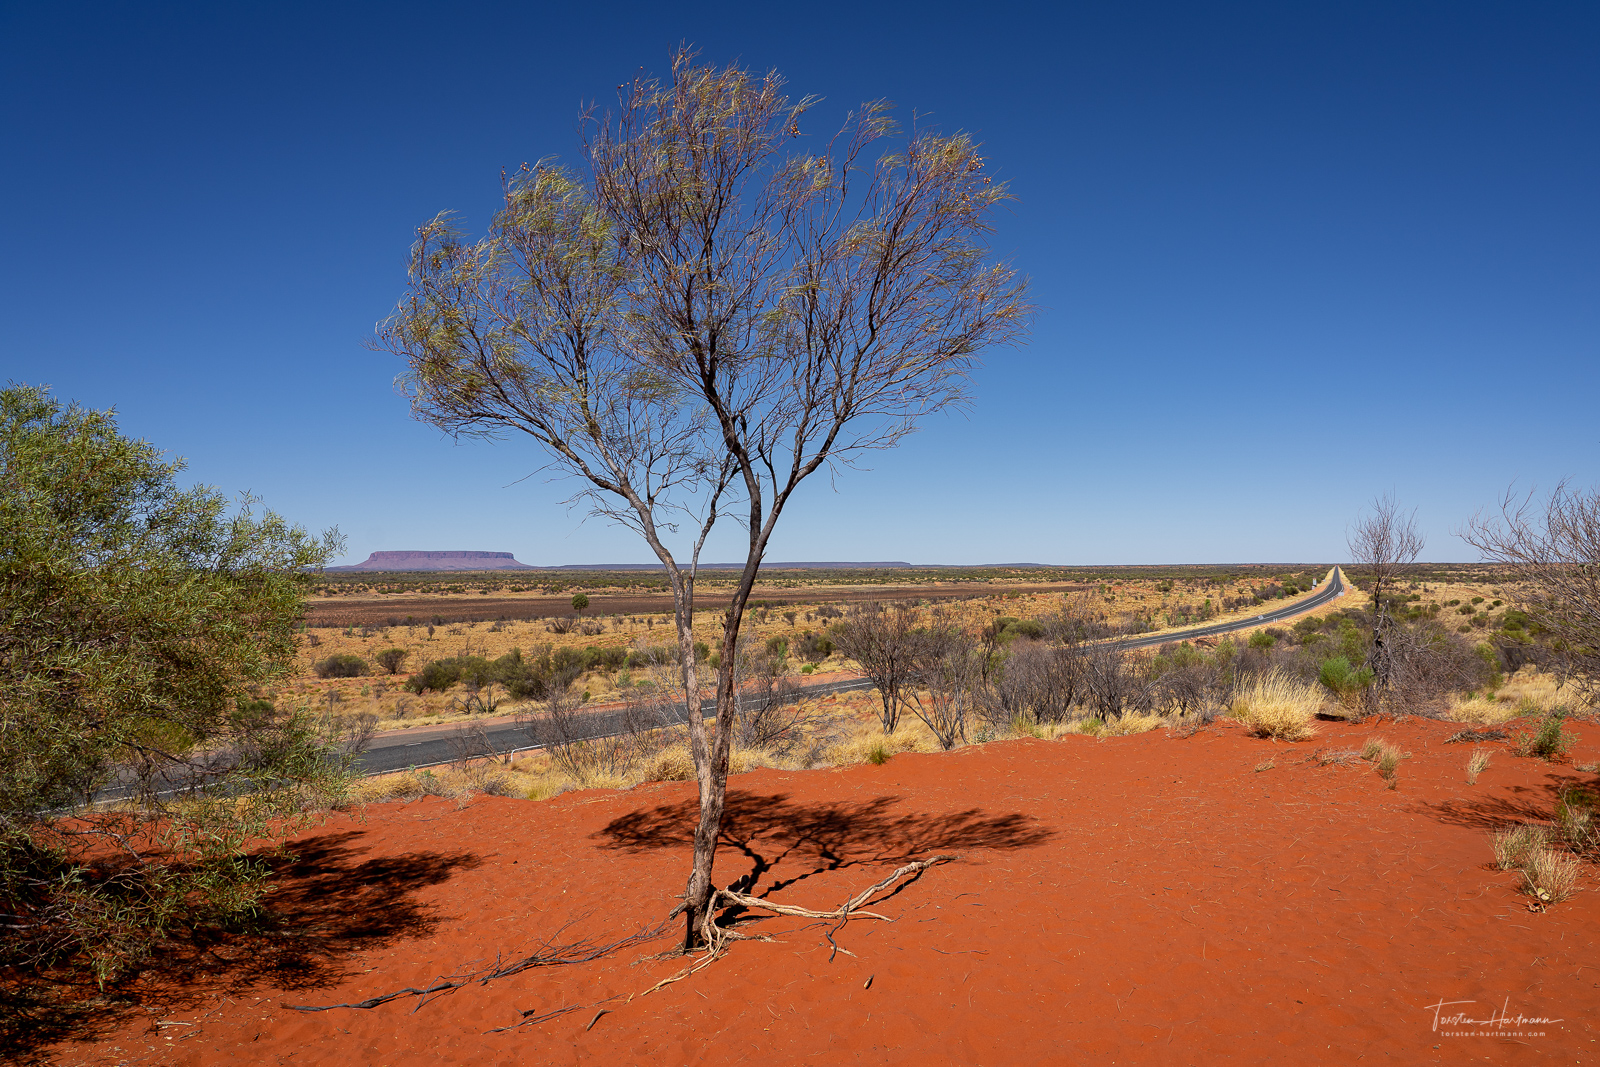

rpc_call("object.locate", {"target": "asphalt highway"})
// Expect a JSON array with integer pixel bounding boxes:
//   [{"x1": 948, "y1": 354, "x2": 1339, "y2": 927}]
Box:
[
  {"x1": 1103, "y1": 566, "x2": 1347, "y2": 651},
  {"x1": 355, "y1": 676, "x2": 877, "y2": 775}
]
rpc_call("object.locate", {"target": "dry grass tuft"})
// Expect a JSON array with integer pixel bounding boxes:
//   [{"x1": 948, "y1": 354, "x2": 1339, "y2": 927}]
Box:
[
  {"x1": 1253, "y1": 757, "x2": 1276, "y2": 773},
  {"x1": 1466, "y1": 746, "x2": 1491, "y2": 785},
  {"x1": 1493, "y1": 824, "x2": 1550, "y2": 871},
  {"x1": 1554, "y1": 788, "x2": 1597, "y2": 852},
  {"x1": 1522, "y1": 847, "x2": 1581, "y2": 904},
  {"x1": 1447, "y1": 693, "x2": 1522, "y2": 726},
  {"x1": 1358, "y1": 738, "x2": 1409, "y2": 786},
  {"x1": 1229, "y1": 672, "x2": 1322, "y2": 741},
  {"x1": 1497, "y1": 669, "x2": 1569, "y2": 716},
  {"x1": 1100, "y1": 712, "x2": 1165, "y2": 737}
]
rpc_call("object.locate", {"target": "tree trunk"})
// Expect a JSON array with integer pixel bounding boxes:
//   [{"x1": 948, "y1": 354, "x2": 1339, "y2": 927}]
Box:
[{"x1": 680, "y1": 538, "x2": 768, "y2": 951}]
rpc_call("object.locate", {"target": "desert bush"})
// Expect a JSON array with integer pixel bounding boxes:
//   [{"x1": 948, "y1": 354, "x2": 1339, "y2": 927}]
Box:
[
  {"x1": 904, "y1": 627, "x2": 985, "y2": 749},
  {"x1": 1515, "y1": 712, "x2": 1575, "y2": 761},
  {"x1": 373, "y1": 647, "x2": 409, "y2": 675},
  {"x1": 795, "y1": 630, "x2": 834, "y2": 663},
  {"x1": 1318, "y1": 656, "x2": 1374, "y2": 703},
  {"x1": 866, "y1": 742, "x2": 892, "y2": 765},
  {"x1": 1083, "y1": 644, "x2": 1152, "y2": 720},
  {"x1": 832, "y1": 604, "x2": 923, "y2": 732},
  {"x1": 1229, "y1": 672, "x2": 1321, "y2": 741},
  {"x1": 314, "y1": 653, "x2": 370, "y2": 678},
  {"x1": 1493, "y1": 824, "x2": 1550, "y2": 870},
  {"x1": 980, "y1": 640, "x2": 1087, "y2": 727}
]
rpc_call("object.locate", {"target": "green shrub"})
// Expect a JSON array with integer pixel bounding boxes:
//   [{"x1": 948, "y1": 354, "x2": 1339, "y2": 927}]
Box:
[
  {"x1": 796, "y1": 631, "x2": 834, "y2": 663},
  {"x1": 1518, "y1": 712, "x2": 1575, "y2": 761},
  {"x1": 1318, "y1": 656, "x2": 1374, "y2": 699},
  {"x1": 374, "y1": 647, "x2": 409, "y2": 675},
  {"x1": 314, "y1": 653, "x2": 369, "y2": 679},
  {"x1": 1248, "y1": 630, "x2": 1276, "y2": 650},
  {"x1": 1003, "y1": 619, "x2": 1046, "y2": 640}
]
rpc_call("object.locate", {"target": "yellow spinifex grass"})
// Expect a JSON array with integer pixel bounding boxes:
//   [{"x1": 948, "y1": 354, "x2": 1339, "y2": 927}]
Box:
[{"x1": 1229, "y1": 671, "x2": 1322, "y2": 741}]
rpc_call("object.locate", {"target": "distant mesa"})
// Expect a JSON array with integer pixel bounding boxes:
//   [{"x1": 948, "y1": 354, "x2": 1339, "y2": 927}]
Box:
[{"x1": 332, "y1": 551, "x2": 535, "y2": 572}]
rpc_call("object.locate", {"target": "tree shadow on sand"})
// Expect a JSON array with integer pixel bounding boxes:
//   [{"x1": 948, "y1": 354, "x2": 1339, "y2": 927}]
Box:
[
  {"x1": 1424, "y1": 768, "x2": 1600, "y2": 832},
  {"x1": 1, "y1": 830, "x2": 480, "y2": 1065},
  {"x1": 596, "y1": 791, "x2": 1053, "y2": 900}
]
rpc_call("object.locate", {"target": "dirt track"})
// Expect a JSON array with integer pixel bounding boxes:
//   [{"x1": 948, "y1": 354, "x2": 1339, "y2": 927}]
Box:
[{"x1": 303, "y1": 582, "x2": 1090, "y2": 627}]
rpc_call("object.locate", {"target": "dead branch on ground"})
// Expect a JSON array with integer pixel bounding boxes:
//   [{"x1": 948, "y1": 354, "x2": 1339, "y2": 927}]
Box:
[{"x1": 641, "y1": 854, "x2": 957, "y2": 996}]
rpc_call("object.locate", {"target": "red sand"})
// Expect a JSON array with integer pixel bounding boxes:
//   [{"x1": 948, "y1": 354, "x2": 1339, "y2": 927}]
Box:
[{"x1": 47, "y1": 718, "x2": 1600, "y2": 1065}]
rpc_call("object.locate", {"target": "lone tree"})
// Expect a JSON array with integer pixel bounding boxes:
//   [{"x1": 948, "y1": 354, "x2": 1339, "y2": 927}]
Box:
[
  {"x1": 571, "y1": 592, "x2": 589, "y2": 615},
  {"x1": 1462, "y1": 482, "x2": 1600, "y2": 700},
  {"x1": 0, "y1": 385, "x2": 352, "y2": 985},
  {"x1": 378, "y1": 49, "x2": 1031, "y2": 949},
  {"x1": 1347, "y1": 493, "x2": 1425, "y2": 687}
]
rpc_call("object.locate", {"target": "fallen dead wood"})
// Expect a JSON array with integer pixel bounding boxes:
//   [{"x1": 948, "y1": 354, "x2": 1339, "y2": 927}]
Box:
[{"x1": 641, "y1": 854, "x2": 958, "y2": 996}]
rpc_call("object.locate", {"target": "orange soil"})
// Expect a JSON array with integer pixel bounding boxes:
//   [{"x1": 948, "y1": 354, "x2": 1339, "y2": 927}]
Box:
[{"x1": 48, "y1": 719, "x2": 1600, "y2": 1065}]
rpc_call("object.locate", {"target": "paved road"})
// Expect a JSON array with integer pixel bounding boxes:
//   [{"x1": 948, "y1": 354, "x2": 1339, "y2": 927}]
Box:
[
  {"x1": 1103, "y1": 566, "x2": 1347, "y2": 651},
  {"x1": 355, "y1": 677, "x2": 877, "y2": 775},
  {"x1": 355, "y1": 568, "x2": 1346, "y2": 776}
]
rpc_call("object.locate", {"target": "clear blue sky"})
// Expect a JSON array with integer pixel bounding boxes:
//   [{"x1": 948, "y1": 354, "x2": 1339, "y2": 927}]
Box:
[{"x1": 4, "y1": 2, "x2": 1595, "y2": 566}]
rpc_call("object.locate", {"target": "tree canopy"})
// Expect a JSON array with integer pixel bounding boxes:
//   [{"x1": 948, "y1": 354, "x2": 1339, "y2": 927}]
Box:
[
  {"x1": 378, "y1": 49, "x2": 1031, "y2": 949},
  {"x1": 0, "y1": 384, "x2": 352, "y2": 984}
]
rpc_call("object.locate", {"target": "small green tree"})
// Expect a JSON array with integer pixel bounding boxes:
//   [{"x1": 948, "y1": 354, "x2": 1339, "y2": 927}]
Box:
[
  {"x1": 571, "y1": 592, "x2": 590, "y2": 615},
  {"x1": 0, "y1": 385, "x2": 352, "y2": 986}
]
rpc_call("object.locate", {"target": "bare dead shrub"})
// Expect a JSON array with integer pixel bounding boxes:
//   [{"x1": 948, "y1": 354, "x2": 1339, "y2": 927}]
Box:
[
  {"x1": 447, "y1": 720, "x2": 500, "y2": 773},
  {"x1": 832, "y1": 603, "x2": 920, "y2": 732},
  {"x1": 904, "y1": 628, "x2": 985, "y2": 749},
  {"x1": 517, "y1": 672, "x2": 639, "y2": 784},
  {"x1": 1463, "y1": 482, "x2": 1600, "y2": 702},
  {"x1": 728, "y1": 640, "x2": 815, "y2": 754}
]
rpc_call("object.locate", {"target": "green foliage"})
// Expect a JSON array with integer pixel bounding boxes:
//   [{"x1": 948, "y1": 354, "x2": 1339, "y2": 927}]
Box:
[
  {"x1": 1318, "y1": 656, "x2": 1375, "y2": 699},
  {"x1": 1519, "y1": 712, "x2": 1575, "y2": 761},
  {"x1": 571, "y1": 592, "x2": 589, "y2": 614},
  {"x1": 1473, "y1": 643, "x2": 1505, "y2": 691},
  {"x1": 796, "y1": 631, "x2": 834, "y2": 663},
  {"x1": 374, "y1": 647, "x2": 409, "y2": 675},
  {"x1": 1247, "y1": 630, "x2": 1276, "y2": 650},
  {"x1": 1001, "y1": 618, "x2": 1046, "y2": 641},
  {"x1": 0, "y1": 385, "x2": 349, "y2": 986},
  {"x1": 313, "y1": 653, "x2": 370, "y2": 678}
]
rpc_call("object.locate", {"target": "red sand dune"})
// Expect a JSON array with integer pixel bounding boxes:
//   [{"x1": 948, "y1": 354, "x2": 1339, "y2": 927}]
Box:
[{"x1": 49, "y1": 718, "x2": 1600, "y2": 1065}]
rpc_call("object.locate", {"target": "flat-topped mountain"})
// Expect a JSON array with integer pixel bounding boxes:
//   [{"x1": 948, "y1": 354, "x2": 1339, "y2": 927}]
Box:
[{"x1": 332, "y1": 551, "x2": 535, "y2": 571}]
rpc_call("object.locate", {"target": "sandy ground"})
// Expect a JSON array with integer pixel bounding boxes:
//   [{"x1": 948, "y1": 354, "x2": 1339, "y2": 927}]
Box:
[{"x1": 42, "y1": 716, "x2": 1600, "y2": 1066}]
